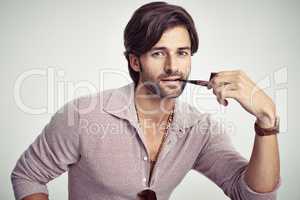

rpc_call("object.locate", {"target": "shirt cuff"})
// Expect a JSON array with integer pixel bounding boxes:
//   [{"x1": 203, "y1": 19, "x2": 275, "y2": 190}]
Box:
[
  {"x1": 12, "y1": 180, "x2": 48, "y2": 200},
  {"x1": 239, "y1": 170, "x2": 282, "y2": 199}
]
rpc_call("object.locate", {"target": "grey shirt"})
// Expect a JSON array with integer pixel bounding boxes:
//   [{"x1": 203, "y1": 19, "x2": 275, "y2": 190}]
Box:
[{"x1": 11, "y1": 82, "x2": 280, "y2": 200}]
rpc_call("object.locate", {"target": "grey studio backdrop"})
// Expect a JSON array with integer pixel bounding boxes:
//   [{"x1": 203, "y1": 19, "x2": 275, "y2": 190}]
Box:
[{"x1": 0, "y1": 0, "x2": 299, "y2": 199}]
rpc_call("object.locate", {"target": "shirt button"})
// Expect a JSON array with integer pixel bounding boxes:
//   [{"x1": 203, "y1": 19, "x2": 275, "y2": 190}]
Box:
[
  {"x1": 142, "y1": 177, "x2": 147, "y2": 182},
  {"x1": 143, "y1": 156, "x2": 148, "y2": 161}
]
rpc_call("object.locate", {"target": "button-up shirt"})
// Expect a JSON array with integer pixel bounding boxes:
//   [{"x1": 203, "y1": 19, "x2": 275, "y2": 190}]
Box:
[{"x1": 11, "y1": 82, "x2": 280, "y2": 200}]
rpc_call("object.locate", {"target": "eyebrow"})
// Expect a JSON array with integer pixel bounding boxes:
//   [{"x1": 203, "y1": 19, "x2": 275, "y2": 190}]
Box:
[{"x1": 150, "y1": 46, "x2": 191, "y2": 51}]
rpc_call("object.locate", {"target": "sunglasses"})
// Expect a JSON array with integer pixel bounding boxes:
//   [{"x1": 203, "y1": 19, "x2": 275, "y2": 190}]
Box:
[{"x1": 137, "y1": 189, "x2": 157, "y2": 200}]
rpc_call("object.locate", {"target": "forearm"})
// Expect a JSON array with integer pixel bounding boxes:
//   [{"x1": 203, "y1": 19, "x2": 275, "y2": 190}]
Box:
[
  {"x1": 244, "y1": 133, "x2": 280, "y2": 193},
  {"x1": 22, "y1": 193, "x2": 48, "y2": 200}
]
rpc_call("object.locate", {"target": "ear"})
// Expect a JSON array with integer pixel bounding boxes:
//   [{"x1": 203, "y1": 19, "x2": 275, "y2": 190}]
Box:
[{"x1": 129, "y1": 54, "x2": 141, "y2": 72}]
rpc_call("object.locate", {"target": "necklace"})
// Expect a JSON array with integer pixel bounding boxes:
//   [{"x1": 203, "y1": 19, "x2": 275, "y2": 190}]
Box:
[{"x1": 135, "y1": 103, "x2": 175, "y2": 162}]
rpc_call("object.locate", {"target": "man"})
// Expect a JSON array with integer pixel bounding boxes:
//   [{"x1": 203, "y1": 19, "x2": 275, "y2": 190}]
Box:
[{"x1": 11, "y1": 2, "x2": 281, "y2": 200}]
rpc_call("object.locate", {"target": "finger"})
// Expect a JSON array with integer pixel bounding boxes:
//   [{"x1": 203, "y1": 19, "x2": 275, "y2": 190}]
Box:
[
  {"x1": 216, "y1": 96, "x2": 228, "y2": 106},
  {"x1": 213, "y1": 83, "x2": 239, "y2": 106},
  {"x1": 214, "y1": 85, "x2": 228, "y2": 106},
  {"x1": 221, "y1": 82, "x2": 239, "y2": 91},
  {"x1": 208, "y1": 71, "x2": 246, "y2": 90},
  {"x1": 211, "y1": 79, "x2": 239, "y2": 91},
  {"x1": 212, "y1": 84, "x2": 226, "y2": 106},
  {"x1": 211, "y1": 69, "x2": 247, "y2": 88},
  {"x1": 214, "y1": 83, "x2": 239, "y2": 97},
  {"x1": 216, "y1": 70, "x2": 241, "y2": 76},
  {"x1": 208, "y1": 74, "x2": 237, "y2": 89}
]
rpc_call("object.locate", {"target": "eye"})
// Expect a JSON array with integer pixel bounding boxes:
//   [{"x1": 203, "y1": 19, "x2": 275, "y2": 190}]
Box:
[
  {"x1": 178, "y1": 51, "x2": 189, "y2": 56},
  {"x1": 151, "y1": 51, "x2": 165, "y2": 57}
]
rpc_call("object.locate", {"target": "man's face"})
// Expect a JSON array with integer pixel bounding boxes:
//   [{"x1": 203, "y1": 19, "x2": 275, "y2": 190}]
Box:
[{"x1": 137, "y1": 25, "x2": 192, "y2": 99}]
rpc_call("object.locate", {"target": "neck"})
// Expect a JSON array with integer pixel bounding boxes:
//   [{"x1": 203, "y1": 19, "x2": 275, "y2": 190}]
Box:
[{"x1": 134, "y1": 82, "x2": 175, "y2": 124}]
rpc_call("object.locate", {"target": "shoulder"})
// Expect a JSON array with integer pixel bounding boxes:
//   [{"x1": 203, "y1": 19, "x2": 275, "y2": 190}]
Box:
[
  {"x1": 71, "y1": 85, "x2": 126, "y2": 116},
  {"x1": 50, "y1": 86, "x2": 119, "y2": 129}
]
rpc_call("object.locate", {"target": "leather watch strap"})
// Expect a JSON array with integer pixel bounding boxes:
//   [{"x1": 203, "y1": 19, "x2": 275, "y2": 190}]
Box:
[{"x1": 254, "y1": 116, "x2": 280, "y2": 136}]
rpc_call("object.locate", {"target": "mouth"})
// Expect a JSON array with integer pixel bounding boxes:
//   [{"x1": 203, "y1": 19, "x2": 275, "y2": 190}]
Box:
[
  {"x1": 161, "y1": 76, "x2": 182, "y2": 81},
  {"x1": 160, "y1": 77, "x2": 182, "y2": 88}
]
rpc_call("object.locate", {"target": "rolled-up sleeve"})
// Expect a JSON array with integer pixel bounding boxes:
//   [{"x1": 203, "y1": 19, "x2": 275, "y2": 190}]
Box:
[
  {"x1": 11, "y1": 100, "x2": 81, "y2": 200},
  {"x1": 192, "y1": 114, "x2": 281, "y2": 200}
]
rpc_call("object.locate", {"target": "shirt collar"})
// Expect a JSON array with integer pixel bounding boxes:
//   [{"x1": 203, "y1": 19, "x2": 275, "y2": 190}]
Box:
[{"x1": 103, "y1": 82, "x2": 202, "y2": 131}]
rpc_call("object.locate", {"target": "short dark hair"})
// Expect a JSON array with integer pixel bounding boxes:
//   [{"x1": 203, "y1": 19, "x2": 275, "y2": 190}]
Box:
[{"x1": 123, "y1": 1, "x2": 199, "y2": 85}]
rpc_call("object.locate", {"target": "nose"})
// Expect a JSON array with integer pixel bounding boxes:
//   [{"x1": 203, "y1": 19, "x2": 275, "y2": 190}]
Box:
[{"x1": 164, "y1": 54, "x2": 179, "y2": 74}]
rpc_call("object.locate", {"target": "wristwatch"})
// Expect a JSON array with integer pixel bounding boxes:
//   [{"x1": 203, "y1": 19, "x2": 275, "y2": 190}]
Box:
[{"x1": 254, "y1": 116, "x2": 280, "y2": 136}]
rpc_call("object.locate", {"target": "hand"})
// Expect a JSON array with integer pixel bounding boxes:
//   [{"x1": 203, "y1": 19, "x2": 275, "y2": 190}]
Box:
[{"x1": 208, "y1": 70, "x2": 276, "y2": 128}]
